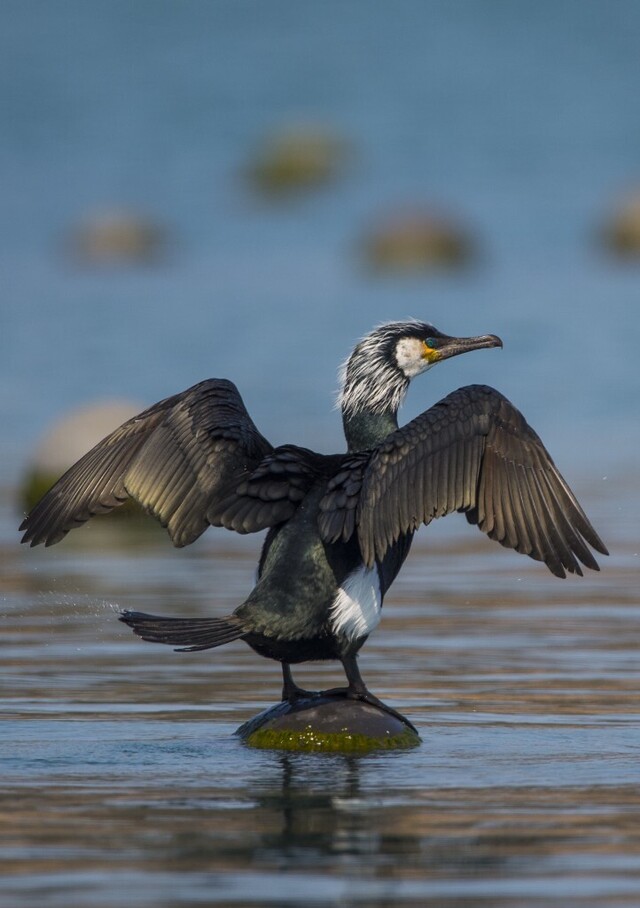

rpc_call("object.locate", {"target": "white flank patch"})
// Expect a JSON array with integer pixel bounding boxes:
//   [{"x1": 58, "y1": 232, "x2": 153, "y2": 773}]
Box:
[{"x1": 330, "y1": 564, "x2": 382, "y2": 641}]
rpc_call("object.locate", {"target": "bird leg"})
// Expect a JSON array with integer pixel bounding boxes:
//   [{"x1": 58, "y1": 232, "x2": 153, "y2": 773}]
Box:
[
  {"x1": 282, "y1": 659, "x2": 417, "y2": 733},
  {"x1": 323, "y1": 654, "x2": 418, "y2": 734},
  {"x1": 281, "y1": 662, "x2": 318, "y2": 704}
]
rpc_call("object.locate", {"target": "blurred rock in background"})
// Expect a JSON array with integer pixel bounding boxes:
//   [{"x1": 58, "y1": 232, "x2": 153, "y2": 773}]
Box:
[
  {"x1": 247, "y1": 125, "x2": 348, "y2": 197},
  {"x1": 602, "y1": 192, "x2": 640, "y2": 258},
  {"x1": 68, "y1": 209, "x2": 168, "y2": 265},
  {"x1": 362, "y1": 207, "x2": 475, "y2": 273}
]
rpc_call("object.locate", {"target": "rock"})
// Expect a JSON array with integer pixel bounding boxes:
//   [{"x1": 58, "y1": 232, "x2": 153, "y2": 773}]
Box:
[
  {"x1": 363, "y1": 208, "x2": 474, "y2": 272},
  {"x1": 248, "y1": 126, "x2": 347, "y2": 196},
  {"x1": 602, "y1": 193, "x2": 640, "y2": 257},
  {"x1": 236, "y1": 693, "x2": 420, "y2": 753},
  {"x1": 20, "y1": 400, "x2": 141, "y2": 512},
  {"x1": 69, "y1": 209, "x2": 166, "y2": 264}
]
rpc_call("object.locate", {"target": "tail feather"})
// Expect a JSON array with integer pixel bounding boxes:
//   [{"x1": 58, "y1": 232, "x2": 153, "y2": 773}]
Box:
[{"x1": 119, "y1": 610, "x2": 244, "y2": 652}]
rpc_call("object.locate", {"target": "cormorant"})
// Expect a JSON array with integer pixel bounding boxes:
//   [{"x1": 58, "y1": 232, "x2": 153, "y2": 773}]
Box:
[{"x1": 20, "y1": 322, "x2": 607, "y2": 717}]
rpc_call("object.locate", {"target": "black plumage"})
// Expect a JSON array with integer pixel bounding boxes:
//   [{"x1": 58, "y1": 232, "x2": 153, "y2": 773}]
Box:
[{"x1": 20, "y1": 321, "x2": 608, "y2": 715}]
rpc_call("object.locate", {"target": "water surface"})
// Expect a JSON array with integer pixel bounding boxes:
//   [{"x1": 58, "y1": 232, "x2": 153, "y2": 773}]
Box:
[{"x1": 3, "y1": 473, "x2": 639, "y2": 906}]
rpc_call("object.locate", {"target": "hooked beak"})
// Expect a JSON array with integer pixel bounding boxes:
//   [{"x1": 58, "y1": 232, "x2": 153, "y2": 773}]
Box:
[{"x1": 435, "y1": 333, "x2": 503, "y2": 362}]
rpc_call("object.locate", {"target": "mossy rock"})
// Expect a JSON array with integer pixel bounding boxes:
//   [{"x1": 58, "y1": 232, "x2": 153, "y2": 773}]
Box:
[
  {"x1": 602, "y1": 194, "x2": 640, "y2": 257},
  {"x1": 70, "y1": 209, "x2": 167, "y2": 264},
  {"x1": 364, "y1": 209, "x2": 474, "y2": 272},
  {"x1": 236, "y1": 694, "x2": 420, "y2": 753},
  {"x1": 248, "y1": 127, "x2": 346, "y2": 195}
]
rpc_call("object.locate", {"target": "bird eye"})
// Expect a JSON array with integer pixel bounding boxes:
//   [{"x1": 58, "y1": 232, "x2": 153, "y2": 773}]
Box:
[{"x1": 425, "y1": 337, "x2": 438, "y2": 349}]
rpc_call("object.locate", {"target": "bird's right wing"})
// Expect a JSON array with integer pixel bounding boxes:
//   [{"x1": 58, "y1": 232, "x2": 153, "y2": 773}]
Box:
[
  {"x1": 20, "y1": 379, "x2": 294, "y2": 548},
  {"x1": 320, "y1": 385, "x2": 608, "y2": 578}
]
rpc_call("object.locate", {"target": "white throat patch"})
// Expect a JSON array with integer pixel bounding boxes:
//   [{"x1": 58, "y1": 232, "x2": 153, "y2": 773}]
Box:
[
  {"x1": 395, "y1": 336, "x2": 432, "y2": 378},
  {"x1": 330, "y1": 564, "x2": 382, "y2": 641}
]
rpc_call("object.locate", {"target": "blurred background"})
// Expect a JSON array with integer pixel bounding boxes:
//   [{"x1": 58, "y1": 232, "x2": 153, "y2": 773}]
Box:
[{"x1": 2, "y1": 0, "x2": 640, "y2": 499}]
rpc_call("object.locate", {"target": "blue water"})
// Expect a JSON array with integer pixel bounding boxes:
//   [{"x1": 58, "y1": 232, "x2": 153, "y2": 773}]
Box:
[{"x1": 1, "y1": 0, "x2": 640, "y2": 490}]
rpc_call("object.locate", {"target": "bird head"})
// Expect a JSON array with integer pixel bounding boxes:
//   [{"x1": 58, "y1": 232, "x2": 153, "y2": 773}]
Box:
[{"x1": 339, "y1": 320, "x2": 503, "y2": 418}]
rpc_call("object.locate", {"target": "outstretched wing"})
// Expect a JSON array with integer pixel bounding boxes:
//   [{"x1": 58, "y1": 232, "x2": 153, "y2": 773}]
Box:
[
  {"x1": 20, "y1": 379, "x2": 299, "y2": 548},
  {"x1": 320, "y1": 385, "x2": 608, "y2": 578}
]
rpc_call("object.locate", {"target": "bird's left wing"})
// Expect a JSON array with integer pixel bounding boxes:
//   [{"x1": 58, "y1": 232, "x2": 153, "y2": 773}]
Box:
[
  {"x1": 20, "y1": 379, "x2": 297, "y2": 548},
  {"x1": 320, "y1": 385, "x2": 608, "y2": 578}
]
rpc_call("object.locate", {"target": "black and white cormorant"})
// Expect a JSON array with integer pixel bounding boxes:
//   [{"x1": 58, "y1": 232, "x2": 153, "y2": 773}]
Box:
[{"x1": 20, "y1": 322, "x2": 608, "y2": 715}]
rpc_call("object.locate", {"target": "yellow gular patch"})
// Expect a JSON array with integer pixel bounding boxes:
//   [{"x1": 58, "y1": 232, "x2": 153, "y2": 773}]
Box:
[{"x1": 422, "y1": 341, "x2": 441, "y2": 363}]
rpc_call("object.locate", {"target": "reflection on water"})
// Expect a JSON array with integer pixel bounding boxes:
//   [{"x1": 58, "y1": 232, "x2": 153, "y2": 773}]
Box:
[{"x1": 2, "y1": 477, "x2": 640, "y2": 907}]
